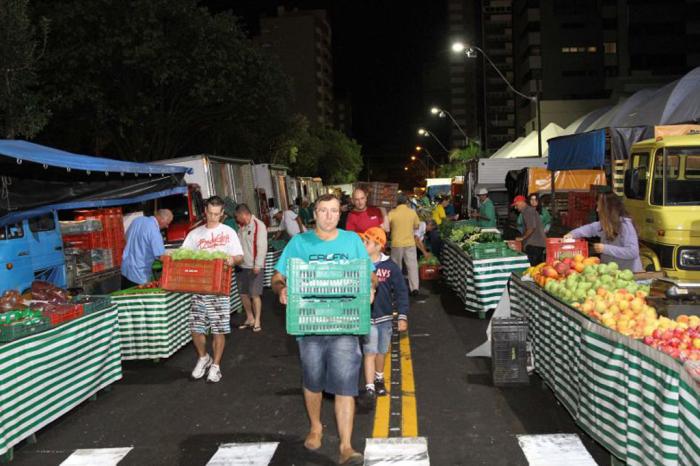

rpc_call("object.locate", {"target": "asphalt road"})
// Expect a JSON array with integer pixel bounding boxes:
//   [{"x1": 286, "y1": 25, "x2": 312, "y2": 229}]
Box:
[{"x1": 9, "y1": 281, "x2": 610, "y2": 465}]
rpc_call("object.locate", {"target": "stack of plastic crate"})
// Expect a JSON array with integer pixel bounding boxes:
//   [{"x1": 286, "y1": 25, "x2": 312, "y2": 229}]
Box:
[
  {"x1": 491, "y1": 317, "x2": 529, "y2": 386},
  {"x1": 285, "y1": 258, "x2": 372, "y2": 336}
]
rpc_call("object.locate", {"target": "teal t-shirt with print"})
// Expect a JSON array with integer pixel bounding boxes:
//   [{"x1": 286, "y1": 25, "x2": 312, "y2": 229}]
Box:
[{"x1": 274, "y1": 229, "x2": 373, "y2": 276}]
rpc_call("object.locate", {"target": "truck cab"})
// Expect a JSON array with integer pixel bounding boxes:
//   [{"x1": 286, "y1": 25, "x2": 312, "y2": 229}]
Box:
[
  {"x1": 624, "y1": 135, "x2": 700, "y2": 281},
  {"x1": 0, "y1": 211, "x2": 66, "y2": 294},
  {"x1": 156, "y1": 184, "x2": 205, "y2": 246}
]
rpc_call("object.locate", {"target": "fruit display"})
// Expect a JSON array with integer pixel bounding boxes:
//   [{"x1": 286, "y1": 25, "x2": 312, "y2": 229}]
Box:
[
  {"x1": 168, "y1": 249, "x2": 229, "y2": 261},
  {"x1": 137, "y1": 280, "x2": 160, "y2": 289},
  {"x1": 0, "y1": 290, "x2": 25, "y2": 312},
  {"x1": 419, "y1": 256, "x2": 440, "y2": 267},
  {"x1": 525, "y1": 255, "x2": 700, "y2": 363}
]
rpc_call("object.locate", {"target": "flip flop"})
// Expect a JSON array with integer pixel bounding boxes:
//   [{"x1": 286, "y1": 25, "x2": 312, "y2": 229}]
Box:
[
  {"x1": 238, "y1": 323, "x2": 254, "y2": 330},
  {"x1": 253, "y1": 326, "x2": 262, "y2": 332}
]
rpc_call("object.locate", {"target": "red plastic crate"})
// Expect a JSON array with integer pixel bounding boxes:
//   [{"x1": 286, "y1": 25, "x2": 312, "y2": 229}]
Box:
[
  {"x1": 546, "y1": 238, "x2": 589, "y2": 264},
  {"x1": 42, "y1": 304, "x2": 84, "y2": 326},
  {"x1": 63, "y1": 232, "x2": 107, "y2": 249},
  {"x1": 419, "y1": 264, "x2": 440, "y2": 281},
  {"x1": 160, "y1": 256, "x2": 231, "y2": 295}
]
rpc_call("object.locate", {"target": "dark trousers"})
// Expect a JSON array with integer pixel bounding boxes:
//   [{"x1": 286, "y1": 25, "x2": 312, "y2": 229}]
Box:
[
  {"x1": 524, "y1": 245, "x2": 545, "y2": 266},
  {"x1": 121, "y1": 276, "x2": 140, "y2": 290}
]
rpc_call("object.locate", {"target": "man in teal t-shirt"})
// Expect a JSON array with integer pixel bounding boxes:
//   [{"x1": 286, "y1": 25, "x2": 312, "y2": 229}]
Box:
[
  {"x1": 271, "y1": 194, "x2": 374, "y2": 466},
  {"x1": 470, "y1": 187, "x2": 497, "y2": 228}
]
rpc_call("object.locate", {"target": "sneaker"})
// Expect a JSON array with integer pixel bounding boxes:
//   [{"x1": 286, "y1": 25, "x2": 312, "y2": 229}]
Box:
[
  {"x1": 206, "y1": 364, "x2": 222, "y2": 383},
  {"x1": 191, "y1": 354, "x2": 212, "y2": 380},
  {"x1": 374, "y1": 378, "x2": 387, "y2": 396},
  {"x1": 410, "y1": 290, "x2": 419, "y2": 297},
  {"x1": 360, "y1": 387, "x2": 377, "y2": 406}
]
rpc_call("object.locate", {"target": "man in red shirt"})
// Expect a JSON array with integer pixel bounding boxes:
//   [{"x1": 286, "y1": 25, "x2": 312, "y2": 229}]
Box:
[{"x1": 345, "y1": 187, "x2": 384, "y2": 233}]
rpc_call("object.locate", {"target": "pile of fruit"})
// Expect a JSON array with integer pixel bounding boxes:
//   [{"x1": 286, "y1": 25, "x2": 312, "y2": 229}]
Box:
[
  {"x1": 444, "y1": 224, "x2": 507, "y2": 253},
  {"x1": 419, "y1": 255, "x2": 440, "y2": 267},
  {"x1": 526, "y1": 255, "x2": 700, "y2": 362},
  {"x1": 168, "y1": 249, "x2": 229, "y2": 261}
]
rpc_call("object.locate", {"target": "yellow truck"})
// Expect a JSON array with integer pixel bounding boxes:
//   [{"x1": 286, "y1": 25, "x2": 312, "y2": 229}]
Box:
[{"x1": 623, "y1": 135, "x2": 700, "y2": 285}]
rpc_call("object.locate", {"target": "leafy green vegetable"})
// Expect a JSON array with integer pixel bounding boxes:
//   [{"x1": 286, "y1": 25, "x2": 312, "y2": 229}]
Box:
[{"x1": 169, "y1": 249, "x2": 229, "y2": 261}]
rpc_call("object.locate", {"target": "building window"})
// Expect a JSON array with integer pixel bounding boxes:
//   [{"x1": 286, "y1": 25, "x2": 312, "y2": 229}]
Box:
[
  {"x1": 604, "y1": 42, "x2": 617, "y2": 54},
  {"x1": 561, "y1": 46, "x2": 597, "y2": 54}
]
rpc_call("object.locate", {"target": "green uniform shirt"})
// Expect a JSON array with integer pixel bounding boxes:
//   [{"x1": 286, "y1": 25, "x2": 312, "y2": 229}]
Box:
[
  {"x1": 477, "y1": 198, "x2": 497, "y2": 228},
  {"x1": 517, "y1": 207, "x2": 551, "y2": 233}
]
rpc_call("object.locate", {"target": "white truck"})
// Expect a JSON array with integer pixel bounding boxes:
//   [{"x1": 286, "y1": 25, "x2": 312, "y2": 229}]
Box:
[{"x1": 153, "y1": 154, "x2": 258, "y2": 244}]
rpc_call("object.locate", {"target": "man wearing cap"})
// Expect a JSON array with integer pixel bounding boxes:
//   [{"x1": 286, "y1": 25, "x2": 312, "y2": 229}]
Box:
[
  {"x1": 513, "y1": 195, "x2": 547, "y2": 265},
  {"x1": 388, "y1": 193, "x2": 421, "y2": 296},
  {"x1": 470, "y1": 188, "x2": 497, "y2": 228}
]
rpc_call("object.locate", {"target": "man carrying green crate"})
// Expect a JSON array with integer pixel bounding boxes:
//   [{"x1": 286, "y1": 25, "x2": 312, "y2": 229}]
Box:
[{"x1": 271, "y1": 193, "x2": 377, "y2": 466}]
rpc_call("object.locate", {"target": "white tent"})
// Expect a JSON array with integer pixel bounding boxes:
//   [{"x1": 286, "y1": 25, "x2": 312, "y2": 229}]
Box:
[
  {"x1": 489, "y1": 140, "x2": 513, "y2": 158},
  {"x1": 490, "y1": 137, "x2": 524, "y2": 158},
  {"x1": 491, "y1": 122, "x2": 564, "y2": 158}
]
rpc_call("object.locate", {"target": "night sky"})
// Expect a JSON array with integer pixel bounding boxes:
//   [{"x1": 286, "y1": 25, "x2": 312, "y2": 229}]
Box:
[{"x1": 205, "y1": 0, "x2": 451, "y2": 182}]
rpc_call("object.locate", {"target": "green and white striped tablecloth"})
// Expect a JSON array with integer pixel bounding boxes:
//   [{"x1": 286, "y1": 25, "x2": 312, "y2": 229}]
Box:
[
  {"x1": 0, "y1": 306, "x2": 122, "y2": 456},
  {"x1": 264, "y1": 249, "x2": 283, "y2": 288},
  {"x1": 441, "y1": 240, "x2": 530, "y2": 316},
  {"x1": 509, "y1": 274, "x2": 700, "y2": 466},
  {"x1": 111, "y1": 292, "x2": 192, "y2": 360}
]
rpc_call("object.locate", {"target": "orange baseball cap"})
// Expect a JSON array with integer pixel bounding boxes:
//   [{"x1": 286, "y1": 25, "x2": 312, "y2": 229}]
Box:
[{"x1": 361, "y1": 226, "x2": 387, "y2": 248}]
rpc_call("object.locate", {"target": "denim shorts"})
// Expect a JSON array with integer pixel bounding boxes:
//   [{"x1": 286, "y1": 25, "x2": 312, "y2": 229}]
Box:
[
  {"x1": 298, "y1": 335, "x2": 362, "y2": 396},
  {"x1": 362, "y1": 321, "x2": 393, "y2": 355}
]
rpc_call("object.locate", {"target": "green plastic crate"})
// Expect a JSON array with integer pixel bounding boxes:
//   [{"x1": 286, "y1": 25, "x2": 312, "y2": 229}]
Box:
[
  {"x1": 468, "y1": 241, "x2": 515, "y2": 260},
  {"x1": 286, "y1": 295, "x2": 370, "y2": 336},
  {"x1": 0, "y1": 317, "x2": 51, "y2": 343},
  {"x1": 287, "y1": 258, "x2": 372, "y2": 298},
  {"x1": 71, "y1": 295, "x2": 112, "y2": 314}
]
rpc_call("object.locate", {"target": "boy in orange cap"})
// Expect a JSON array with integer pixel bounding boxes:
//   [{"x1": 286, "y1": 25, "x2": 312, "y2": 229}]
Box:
[{"x1": 359, "y1": 227, "x2": 409, "y2": 404}]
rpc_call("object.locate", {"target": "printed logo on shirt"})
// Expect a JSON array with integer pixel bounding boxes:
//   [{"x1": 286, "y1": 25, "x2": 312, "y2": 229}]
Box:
[
  {"x1": 197, "y1": 231, "x2": 231, "y2": 249},
  {"x1": 308, "y1": 253, "x2": 350, "y2": 262},
  {"x1": 375, "y1": 267, "x2": 391, "y2": 283}
]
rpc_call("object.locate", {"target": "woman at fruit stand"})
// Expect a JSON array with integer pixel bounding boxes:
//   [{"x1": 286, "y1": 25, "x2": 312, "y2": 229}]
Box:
[
  {"x1": 564, "y1": 192, "x2": 642, "y2": 272},
  {"x1": 517, "y1": 193, "x2": 551, "y2": 234}
]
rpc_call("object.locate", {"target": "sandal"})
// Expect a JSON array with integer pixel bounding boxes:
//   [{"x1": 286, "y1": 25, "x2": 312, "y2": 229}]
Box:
[
  {"x1": 238, "y1": 322, "x2": 254, "y2": 330},
  {"x1": 253, "y1": 326, "x2": 262, "y2": 332}
]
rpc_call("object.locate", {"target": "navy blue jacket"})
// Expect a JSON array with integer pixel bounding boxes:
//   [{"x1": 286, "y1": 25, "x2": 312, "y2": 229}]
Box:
[{"x1": 371, "y1": 254, "x2": 409, "y2": 324}]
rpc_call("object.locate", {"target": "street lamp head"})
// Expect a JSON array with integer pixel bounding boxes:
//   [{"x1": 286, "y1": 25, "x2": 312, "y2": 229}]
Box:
[
  {"x1": 411, "y1": 155, "x2": 416, "y2": 161},
  {"x1": 451, "y1": 41, "x2": 465, "y2": 53},
  {"x1": 430, "y1": 106, "x2": 440, "y2": 115},
  {"x1": 415, "y1": 145, "x2": 422, "y2": 151},
  {"x1": 417, "y1": 128, "x2": 427, "y2": 136},
  {"x1": 404, "y1": 166, "x2": 409, "y2": 171}
]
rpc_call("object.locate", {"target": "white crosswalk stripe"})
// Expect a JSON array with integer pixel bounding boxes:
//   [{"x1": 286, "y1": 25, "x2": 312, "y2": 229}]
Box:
[
  {"x1": 205, "y1": 442, "x2": 279, "y2": 465},
  {"x1": 59, "y1": 447, "x2": 133, "y2": 466},
  {"x1": 363, "y1": 437, "x2": 430, "y2": 465},
  {"x1": 517, "y1": 434, "x2": 597, "y2": 466}
]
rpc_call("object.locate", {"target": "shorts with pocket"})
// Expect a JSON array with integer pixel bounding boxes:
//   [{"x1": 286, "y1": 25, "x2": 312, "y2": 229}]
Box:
[
  {"x1": 236, "y1": 268, "x2": 265, "y2": 296},
  {"x1": 298, "y1": 335, "x2": 362, "y2": 396},
  {"x1": 362, "y1": 320, "x2": 393, "y2": 355},
  {"x1": 190, "y1": 294, "x2": 231, "y2": 334}
]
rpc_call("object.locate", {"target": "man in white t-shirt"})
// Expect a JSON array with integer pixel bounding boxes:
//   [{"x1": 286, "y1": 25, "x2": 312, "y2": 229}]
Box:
[
  {"x1": 182, "y1": 196, "x2": 244, "y2": 383},
  {"x1": 273, "y1": 208, "x2": 305, "y2": 240}
]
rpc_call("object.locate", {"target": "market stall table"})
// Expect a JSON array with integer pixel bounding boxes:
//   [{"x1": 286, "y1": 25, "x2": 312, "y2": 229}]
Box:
[
  {"x1": 264, "y1": 248, "x2": 283, "y2": 288},
  {"x1": 441, "y1": 239, "x2": 530, "y2": 318},
  {"x1": 0, "y1": 305, "x2": 122, "y2": 459},
  {"x1": 509, "y1": 274, "x2": 700, "y2": 466},
  {"x1": 111, "y1": 275, "x2": 242, "y2": 361}
]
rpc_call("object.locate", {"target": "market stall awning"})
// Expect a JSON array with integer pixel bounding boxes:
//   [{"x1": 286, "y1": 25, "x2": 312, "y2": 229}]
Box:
[
  {"x1": 0, "y1": 140, "x2": 190, "y2": 226},
  {"x1": 547, "y1": 129, "x2": 606, "y2": 171}
]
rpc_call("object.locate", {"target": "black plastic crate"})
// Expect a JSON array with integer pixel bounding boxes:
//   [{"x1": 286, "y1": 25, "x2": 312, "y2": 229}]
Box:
[{"x1": 491, "y1": 318, "x2": 529, "y2": 386}]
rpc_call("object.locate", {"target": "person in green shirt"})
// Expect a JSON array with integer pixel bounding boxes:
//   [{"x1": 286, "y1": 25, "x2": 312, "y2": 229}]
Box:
[
  {"x1": 223, "y1": 197, "x2": 240, "y2": 232},
  {"x1": 470, "y1": 188, "x2": 497, "y2": 228},
  {"x1": 516, "y1": 193, "x2": 551, "y2": 234}
]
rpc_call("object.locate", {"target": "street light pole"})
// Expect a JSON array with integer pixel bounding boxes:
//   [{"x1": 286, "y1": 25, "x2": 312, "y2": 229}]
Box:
[
  {"x1": 417, "y1": 128, "x2": 449, "y2": 155},
  {"x1": 452, "y1": 42, "x2": 542, "y2": 159},
  {"x1": 430, "y1": 107, "x2": 468, "y2": 148}
]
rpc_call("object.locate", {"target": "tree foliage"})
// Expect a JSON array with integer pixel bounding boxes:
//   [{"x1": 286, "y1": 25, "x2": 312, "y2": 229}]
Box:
[
  {"x1": 0, "y1": 0, "x2": 50, "y2": 138},
  {"x1": 32, "y1": 0, "x2": 291, "y2": 160},
  {"x1": 437, "y1": 140, "x2": 484, "y2": 177}
]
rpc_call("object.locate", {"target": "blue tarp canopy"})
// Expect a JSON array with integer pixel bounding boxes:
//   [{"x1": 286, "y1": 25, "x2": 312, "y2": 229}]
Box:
[
  {"x1": 547, "y1": 129, "x2": 606, "y2": 171},
  {"x1": 0, "y1": 140, "x2": 189, "y2": 226},
  {"x1": 0, "y1": 140, "x2": 189, "y2": 175}
]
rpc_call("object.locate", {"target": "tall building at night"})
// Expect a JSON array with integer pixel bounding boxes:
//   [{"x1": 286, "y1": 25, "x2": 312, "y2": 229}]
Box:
[
  {"x1": 256, "y1": 8, "x2": 334, "y2": 127},
  {"x1": 512, "y1": 0, "x2": 700, "y2": 134},
  {"x1": 446, "y1": 0, "x2": 480, "y2": 149}
]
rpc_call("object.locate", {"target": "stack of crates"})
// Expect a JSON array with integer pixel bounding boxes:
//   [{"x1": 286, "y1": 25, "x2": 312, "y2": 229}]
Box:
[
  {"x1": 67, "y1": 207, "x2": 126, "y2": 268},
  {"x1": 564, "y1": 192, "x2": 597, "y2": 228},
  {"x1": 491, "y1": 317, "x2": 529, "y2": 386},
  {"x1": 353, "y1": 182, "x2": 399, "y2": 209},
  {"x1": 285, "y1": 258, "x2": 372, "y2": 336}
]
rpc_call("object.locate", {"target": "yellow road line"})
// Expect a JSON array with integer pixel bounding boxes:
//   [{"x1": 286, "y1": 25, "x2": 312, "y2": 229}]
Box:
[
  {"x1": 400, "y1": 332, "x2": 418, "y2": 437},
  {"x1": 371, "y1": 351, "x2": 392, "y2": 438}
]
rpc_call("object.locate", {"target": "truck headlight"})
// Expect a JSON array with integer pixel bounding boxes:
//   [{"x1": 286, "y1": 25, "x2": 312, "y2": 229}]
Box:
[{"x1": 678, "y1": 248, "x2": 700, "y2": 269}]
